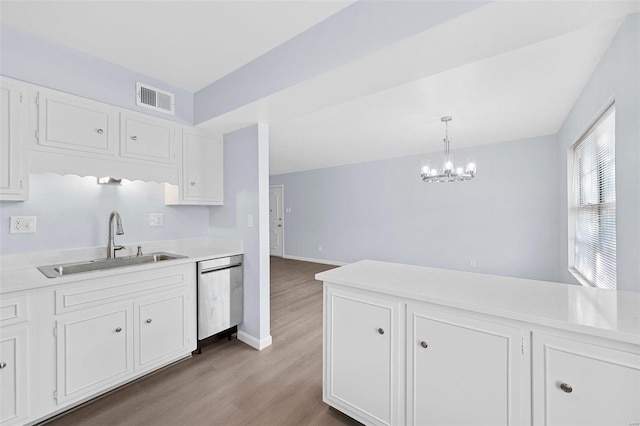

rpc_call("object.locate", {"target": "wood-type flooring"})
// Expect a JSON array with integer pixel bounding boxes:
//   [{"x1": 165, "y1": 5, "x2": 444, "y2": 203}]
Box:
[{"x1": 46, "y1": 257, "x2": 359, "y2": 426}]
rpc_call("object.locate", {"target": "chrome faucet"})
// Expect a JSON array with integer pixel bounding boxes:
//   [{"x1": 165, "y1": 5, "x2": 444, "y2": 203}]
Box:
[{"x1": 107, "y1": 210, "x2": 125, "y2": 259}]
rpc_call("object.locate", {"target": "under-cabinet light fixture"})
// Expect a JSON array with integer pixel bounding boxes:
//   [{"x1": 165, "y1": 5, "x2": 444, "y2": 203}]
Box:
[{"x1": 97, "y1": 177, "x2": 122, "y2": 185}]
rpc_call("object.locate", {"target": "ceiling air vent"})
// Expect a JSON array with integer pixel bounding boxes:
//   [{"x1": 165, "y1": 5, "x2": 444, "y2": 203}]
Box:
[{"x1": 136, "y1": 82, "x2": 175, "y2": 115}]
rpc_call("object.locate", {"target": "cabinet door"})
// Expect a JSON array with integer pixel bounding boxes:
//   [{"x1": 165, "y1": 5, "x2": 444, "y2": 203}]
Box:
[
  {"x1": 56, "y1": 305, "x2": 133, "y2": 404},
  {"x1": 407, "y1": 305, "x2": 523, "y2": 426},
  {"x1": 532, "y1": 332, "x2": 640, "y2": 426},
  {"x1": 120, "y1": 113, "x2": 176, "y2": 165},
  {"x1": 183, "y1": 130, "x2": 223, "y2": 203},
  {"x1": 136, "y1": 291, "x2": 188, "y2": 369},
  {"x1": 325, "y1": 286, "x2": 401, "y2": 426},
  {"x1": 0, "y1": 79, "x2": 27, "y2": 200},
  {"x1": 37, "y1": 91, "x2": 118, "y2": 156},
  {"x1": 0, "y1": 326, "x2": 28, "y2": 425}
]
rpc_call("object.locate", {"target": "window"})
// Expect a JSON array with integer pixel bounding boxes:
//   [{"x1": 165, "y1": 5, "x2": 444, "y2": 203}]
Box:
[{"x1": 569, "y1": 104, "x2": 616, "y2": 289}]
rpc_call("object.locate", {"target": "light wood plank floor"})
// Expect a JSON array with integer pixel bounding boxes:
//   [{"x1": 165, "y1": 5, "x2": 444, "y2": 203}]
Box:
[{"x1": 47, "y1": 257, "x2": 360, "y2": 426}]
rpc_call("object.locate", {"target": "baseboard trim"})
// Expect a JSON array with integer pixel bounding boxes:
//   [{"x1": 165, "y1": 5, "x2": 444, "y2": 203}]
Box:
[
  {"x1": 282, "y1": 255, "x2": 346, "y2": 266},
  {"x1": 237, "y1": 331, "x2": 272, "y2": 351}
]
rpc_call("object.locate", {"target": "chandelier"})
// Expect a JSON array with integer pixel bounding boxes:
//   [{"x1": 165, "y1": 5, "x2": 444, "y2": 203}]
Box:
[{"x1": 421, "y1": 116, "x2": 476, "y2": 183}]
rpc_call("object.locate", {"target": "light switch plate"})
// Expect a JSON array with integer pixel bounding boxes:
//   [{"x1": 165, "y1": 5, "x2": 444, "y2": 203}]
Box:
[
  {"x1": 10, "y1": 216, "x2": 37, "y2": 234},
  {"x1": 148, "y1": 213, "x2": 164, "y2": 227}
]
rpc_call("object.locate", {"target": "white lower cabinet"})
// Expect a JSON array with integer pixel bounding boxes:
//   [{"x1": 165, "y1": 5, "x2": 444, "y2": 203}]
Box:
[
  {"x1": 55, "y1": 305, "x2": 134, "y2": 404},
  {"x1": 407, "y1": 305, "x2": 524, "y2": 426},
  {"x1": 136, "y1": 290, "x2": 188, "y2": 369},
  {"x1": 532, "y1": 332, "x2": 640, "y2": 426},
  {"x1": 0, "y1": 326, "x2": 28, "y2": 425},
  {"x1": 323, "y1": 282, "x2": 640, "y2": 426},
  {"x1": 324, "y1": 286, "x2": 401, "y2": 426}
]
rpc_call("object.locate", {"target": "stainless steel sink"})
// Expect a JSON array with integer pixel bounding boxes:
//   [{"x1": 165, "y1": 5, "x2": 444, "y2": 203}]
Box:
[{"x1": 37, "y1": 252, "x2": 188, "y2": 278}]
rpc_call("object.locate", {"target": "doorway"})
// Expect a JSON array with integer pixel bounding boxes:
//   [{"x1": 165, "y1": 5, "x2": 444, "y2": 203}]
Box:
[{"x1": 269, "y1": 185, "x2": 284, "y2": 257}]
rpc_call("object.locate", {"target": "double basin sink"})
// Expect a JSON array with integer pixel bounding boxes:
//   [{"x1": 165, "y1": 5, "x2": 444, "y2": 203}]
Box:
[{"x1": 38, "y1": 252, "x2": 187, "y2": 278}]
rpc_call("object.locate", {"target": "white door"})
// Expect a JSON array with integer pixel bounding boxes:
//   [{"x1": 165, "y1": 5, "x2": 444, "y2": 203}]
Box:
[
  {"x1": 137, "y1": 291, "x2": 187, "y2": 368},
  {"x1": 532, "y1": 332, "x2": 640, "y2": 426},
  {"x1": 269, "y1": 186, "x2": 284, "y2": 257},
  {"x1": 56, "y1": 306, "x2": 133, "y2": 404},
  {"x1": 407, "y1": 304, "x2": 524, "y2": 426},
  {"x1": 325, "y1": 286, "x2": 401, "y2": 425}
]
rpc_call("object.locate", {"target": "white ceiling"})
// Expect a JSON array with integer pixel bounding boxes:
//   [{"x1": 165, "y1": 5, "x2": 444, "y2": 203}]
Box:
[
  {"x1": 1, "y1": 1, "x2": 638, "y2": 176},
  {"x1": 0, "y1": 1, "x2": 354, "y2": 92}
]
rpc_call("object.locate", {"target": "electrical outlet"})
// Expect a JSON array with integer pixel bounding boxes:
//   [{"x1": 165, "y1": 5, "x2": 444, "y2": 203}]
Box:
[
  {"x1": 470, "y1": 259, "x2": 477, "y2": 268},
  {"x1": 247, "y1": 214, "x2": 254, "y2": 228},
  {"x1": 148, "y1": 213, "x2": 164, "y2": 227},
  {"x1": 286, "y1": 208, "x2": 292, "y2": 213},
  {"x1": 10, "y1": 216, "x2": 37, "y2": 234},
  {"x1": 318, "y1": 245, "x2": 323, "y2": 252}
]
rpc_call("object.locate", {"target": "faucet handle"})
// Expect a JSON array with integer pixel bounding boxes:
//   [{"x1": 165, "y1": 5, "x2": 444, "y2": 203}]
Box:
[
  {"x1": 114, "y1": 245, "x2": 125, "y2": 252},
  {"x1": 137, "y1": 246, "x2": 143, "y2": 256}
]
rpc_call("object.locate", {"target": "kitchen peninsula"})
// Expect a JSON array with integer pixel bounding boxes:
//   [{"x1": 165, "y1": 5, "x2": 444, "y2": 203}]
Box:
[{"x1": 317, "y1": 260, "x2": 640, "y2": 426}]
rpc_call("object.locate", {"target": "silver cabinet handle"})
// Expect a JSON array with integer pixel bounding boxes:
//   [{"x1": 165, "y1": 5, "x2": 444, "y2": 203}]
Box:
[
  {"x1": 420, "y1": 341, "x2": 428, "y2": 348},
  {"x1": 131, "y1": 136, "x2": 138, "y2": 141},
  {"x1": 96, "y1": 129, "x2": 104, "y2": 134},
  {"x1": 190, "y1": 181, "x2": 196, "y2": 186},
  {"x1": 560, "y1": 383, "x2": 573, "y2": 393},
  {"x1": 146, "y1": 319, "x2": 152, "y2": 324},
  {"x1": 377, "y1": 328, "x2": 385, "y2": 335},
  {"x1": 115, "y1": 327, "x2": 122, "y2": 333},
  {"x1": 0, "y1": 362, "x2": 6, "y2": 369}
]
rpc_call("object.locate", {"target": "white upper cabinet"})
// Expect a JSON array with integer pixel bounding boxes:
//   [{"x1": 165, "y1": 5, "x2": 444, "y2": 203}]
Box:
[
  {"x1": 165, "y1": 128, "x2": 223, "y2": 205},
  {"x1": 120, "y1": 112, "x2": 177, "y2": 165},
  {"x1": 0, "y1": 78, "x2": 28, "y2": 201},
  {"x1": 37, "y1": 91, "x2": 118, "y2": 156}
]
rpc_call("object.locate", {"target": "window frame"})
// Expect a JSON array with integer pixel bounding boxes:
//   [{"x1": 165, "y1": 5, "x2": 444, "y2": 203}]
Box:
[{"x1": 567, "y1": 102, "x2": 616, "y2": 290}]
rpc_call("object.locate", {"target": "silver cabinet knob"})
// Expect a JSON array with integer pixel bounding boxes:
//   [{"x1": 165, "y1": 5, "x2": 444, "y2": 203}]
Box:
[
  {"x1": 0, "y1": 362, "x2": 6, "y2": 369},
  {"x1": 377, "y1": 328, "x2": 385, "y2": 335},
  {"x1": 115, "y1": 327, "x2": 122, "y2": 333},
  {"x1": 96, "y1": 129, "x2": 104, "y2": 134},
  {"x1": 190, "y1": 181, "x2": 196, "y2": 186},
  {"x1": 131, "y1": 135, "x2": 138, "y2": 141},
  {"x1": 146, "y1": 319, "x2": 152, "y2": 324},
  {"x1": 560, "y1": 383, "x2": 573, "y2": 393},
  {"x1": 420, "y1": 341, "x2": 429, "y2": 348}
]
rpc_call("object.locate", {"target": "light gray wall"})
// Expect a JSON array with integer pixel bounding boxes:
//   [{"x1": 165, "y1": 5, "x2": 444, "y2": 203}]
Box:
[
  {"x1": 556, "y1": 14, "x2": 639, "y2": 293},
  {"x1": 0, "y1": 174, "x2": 209, "y2": 254},
  {"x1": 0, "y1": 24, "x2": 194, "y2": 125},
  {"x1": 210, "y1": 124, "x2": 271, "y2": 345},
  {"x1": 271, "y1": 135, "x2": 560, "y2": 283}
]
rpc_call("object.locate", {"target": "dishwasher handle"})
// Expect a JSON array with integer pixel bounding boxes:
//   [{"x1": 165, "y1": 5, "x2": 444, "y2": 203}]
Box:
[{"x1": 198, "y1": 255, "x2": 243, "y2": 273}]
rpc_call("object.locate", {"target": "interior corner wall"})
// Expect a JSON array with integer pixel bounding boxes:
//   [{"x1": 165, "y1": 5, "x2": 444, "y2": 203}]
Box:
[
  {"x1": 0, "y1": 24, "x2": 194, "y2": 125},
  {"x1": 210, "y1": 124, "x2": 271, "y2": 348},
  {"x1": 556, "y1": 13, "x2": 640, "y2": 293},
  {"x1": 270, "y1": 135, "x2": 560, "y2": 283}
]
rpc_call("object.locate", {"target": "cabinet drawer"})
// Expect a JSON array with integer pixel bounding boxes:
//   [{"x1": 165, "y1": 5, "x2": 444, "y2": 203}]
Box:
[
  {"x1": 0, "y1": 295, "x2": 28, "y2": 327},
  {"x1": 532, "y1": 332, "x2": 640, "y2": 426},
  {"x1": 55, "y1": 265, "x2": 191, "y2": 315},
  {"x1": 37, "y1": 92, "x2": 118, "y2": 156},
  {"x1": 120, "y1": 113, "x2": 176, "y2": 164}
]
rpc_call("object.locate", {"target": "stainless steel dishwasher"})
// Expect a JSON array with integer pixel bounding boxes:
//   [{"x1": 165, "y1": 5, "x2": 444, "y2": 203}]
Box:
[{"x1": 195, "y1": 255, "x2": 243, "y2": 352}]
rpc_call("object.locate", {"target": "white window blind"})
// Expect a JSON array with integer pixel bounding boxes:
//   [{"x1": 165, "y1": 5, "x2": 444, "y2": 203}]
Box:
[{"x1": 570, "y1": 104, "x2": 616, "y2": 290}]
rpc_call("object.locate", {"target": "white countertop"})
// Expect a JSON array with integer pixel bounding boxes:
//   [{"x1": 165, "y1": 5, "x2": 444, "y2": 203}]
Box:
[
  {"x1": 0, "y1": 238, "x2": 243, "y2": 293},
  {"x1": 316, "y1": 260, "x2": 640, "y2": 345}
]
